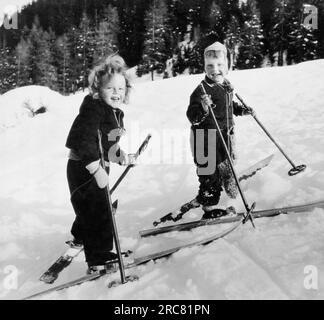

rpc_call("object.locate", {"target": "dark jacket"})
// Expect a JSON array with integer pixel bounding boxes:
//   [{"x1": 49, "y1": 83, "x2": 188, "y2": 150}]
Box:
[
  {"x1": 187, "y1": 76, "x2": 246, "y2": 131},
  {"x1": 187, "y1": 77, "x2": 247, "y2": 170},
  {"x1": 66, "y1": 95, "x2": 124, "y2": 166}
]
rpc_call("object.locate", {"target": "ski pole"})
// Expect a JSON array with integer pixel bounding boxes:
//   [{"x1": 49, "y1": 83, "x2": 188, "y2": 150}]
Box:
[
  {"x1": 235, "y1": 93, "x2": 306, "y2": 176},
  {"x1": 200, "y1": 83, "x2": 256, "y2": 228},
  {"x1": 98, "y1": 130, "x2": 127, "y2": 284},
  {"x1": 111, "y1": 134, "x2": 152, "y2": 194}
]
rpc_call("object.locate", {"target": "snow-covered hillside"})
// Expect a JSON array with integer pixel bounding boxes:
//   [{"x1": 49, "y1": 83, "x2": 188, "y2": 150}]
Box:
[{"x1": 1, "y1": 60, "x2": 324, "y2": 300}]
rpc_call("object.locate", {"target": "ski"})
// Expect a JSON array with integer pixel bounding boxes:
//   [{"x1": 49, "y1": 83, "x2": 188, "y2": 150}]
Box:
[
  {"x1": 238, "y1": 154, "x2": 274, "y2": 182},
  {"x1": 153, "y1": 154, "x2": 274, "y2": 226},
  {"x1": 39, "y1": 243, "x2": 84, "y2": 285},
  {"x1": 23, "y1": 206, "x2": 255, "y2": 300},
  {"x1": 39, "y1": 200, "x2": 118, "y2": 284},
  {"x1": 140, "y1": 200, "x2": 324, "y2": 238}
]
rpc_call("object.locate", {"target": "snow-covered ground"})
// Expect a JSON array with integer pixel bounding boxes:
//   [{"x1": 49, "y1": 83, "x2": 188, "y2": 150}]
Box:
[{"x1": 1, "y1": 60, "x2": 324, "y2": 300}]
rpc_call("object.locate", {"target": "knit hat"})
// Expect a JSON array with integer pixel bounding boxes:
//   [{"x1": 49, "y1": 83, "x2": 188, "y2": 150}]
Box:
[
  {"x1": 204, "y1": 41, "x2": 229, "y2": 76},
  {"x1": 204, "y1": 41, "x2": 227, "y2": 57}
]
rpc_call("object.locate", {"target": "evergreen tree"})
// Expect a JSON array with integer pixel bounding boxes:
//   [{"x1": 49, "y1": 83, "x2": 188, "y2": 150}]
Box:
[
  {"x1": 118, "y1": 0, "x2": 149, "y2": 66},
  {"x1": 171, "y1": 25, "x2": 197, "y2": 75},
  {"x1": 16, "y1": 35, "x2": 32, "y2": 87},
  {"x1": 0, "y1": 47, "x2": 17, "y2": 93},
  {"x1": 53, "y1": 34, "x2": 73, "y2": 94},
  {"x1": 1, "y1": 0, "x2": 323, "y2": 94},
  {"x1": 75, "y1": 11, "x2": 96, "y2": 91},
  {"x1": 93, "y1": 5, "x2": 120, "y2": 65},
  {"x1": 206, "y1": 1, "x2": 226, "y2": 41},
  {"x1": 267, "y1": 0, "x2": 319, "y2": 66},
  {"x1": 141, "y1": 0, "x2": 174, "y2": 80},
  {"x1": 286, "y1": 1, "x2": 318, "y2": 64},
  {"x1": 268, "y1": 0, "x2": 291, "y2": 66},
  {"x1": 26, "y1": 17, "x2": 58, "y2": 89},
  {"x1": 236, "y1": 0, "x2": 264, "y2": 69},
  {"x1": 66, "y1": 26, "x2": 80, "y2": 93},
  {"x1": 225, "y1": 15, "x2": 241, "y2": 70}
]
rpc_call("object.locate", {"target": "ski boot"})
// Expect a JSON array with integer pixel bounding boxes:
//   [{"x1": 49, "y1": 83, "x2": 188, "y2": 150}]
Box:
[
  {"x1": 202, "y1": 206, "x2": 237, "y2": 220},
  {"x1": 86, "y1": 250, "x2": 133, "y2": 275},
  {"x1": 87, "y1": 261, "x2": 119, "y2": 275},
  {"x1": 87, "y1": 252, "x2": 119, "y2": 275},
  {"x1": 65, "y1": 238, "x2": 83, "y2": 249}
]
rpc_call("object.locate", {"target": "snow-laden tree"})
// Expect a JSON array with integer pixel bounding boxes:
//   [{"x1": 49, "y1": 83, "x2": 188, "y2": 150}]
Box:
[
  {"x1": 206, "y1": 1, "x2": 226, "y2": 42},
  {"x1": 93, "y1": 5, "x2": 120, "y2": 65},
  {"x1": 286, "y1": 2, "x2": 318, "y2": 64},
  {"x1": 236, "y1": 0, "x2": 264, "y2": 69},
  {"x1": 52, "y1": 34, "x2": 73, "y2": 95},
  {"x1": 15, "y1": 32, "x2": 32, "y2": 88},
  {"x1": 21, "y1": 17, "x2": 58, "y2": 89},
  {"x1": 75, "y1": 11, "x2": 96, "y2": 91},
  {"x1": 0, "y1": 47, "x2": 17, "y2": 93},
  {"x1": 141, "y1": 0, "x2": 174, "y2": 80},
  {"x1": 225, "y1": 15, "x2": 242, "y2": 70}
]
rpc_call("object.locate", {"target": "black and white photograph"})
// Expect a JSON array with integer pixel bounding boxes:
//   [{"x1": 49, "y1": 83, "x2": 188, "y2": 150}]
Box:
[{"x1": 0, "y1": 0, "x2": 323, "y2": 303}]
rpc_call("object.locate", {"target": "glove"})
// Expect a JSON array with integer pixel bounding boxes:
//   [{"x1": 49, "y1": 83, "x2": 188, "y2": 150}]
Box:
[
  {"x1": 201, "y1": 94, "x2": 213, "y2": 113},
  {"x1": 86, "y1": 161, "x2": 109, "y2": 189},
  {"x1": 243, "y1": 106, "x2": 256, "y2": 117}
]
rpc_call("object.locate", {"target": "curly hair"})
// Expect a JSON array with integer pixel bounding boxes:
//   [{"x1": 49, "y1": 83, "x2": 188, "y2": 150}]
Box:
[{"x1": 88, "y1": 54, "x2": 132, "y2": 104}]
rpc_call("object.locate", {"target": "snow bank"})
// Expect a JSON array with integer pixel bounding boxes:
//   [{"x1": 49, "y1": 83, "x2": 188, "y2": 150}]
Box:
[{"x1": 0, "y1": 86, "x2": 62, "y2": 131}]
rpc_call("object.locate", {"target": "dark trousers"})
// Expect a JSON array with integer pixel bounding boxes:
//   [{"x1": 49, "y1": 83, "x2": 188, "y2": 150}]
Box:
[
  {"x1": 196, "y1": 167, "x2": 223, "y2": 207},
  {"x1": 67, "y1": 160, "x2": 113, "y2": 265},
  {"x1": 191, "y1": 128, "x2": 233, "y2": 207}
]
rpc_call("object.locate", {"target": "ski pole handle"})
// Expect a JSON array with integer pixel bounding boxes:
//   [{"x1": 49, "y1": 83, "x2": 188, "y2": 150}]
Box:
[
  {"x1": 200, "y1": 82, "x2": 216, "y2": 109},
  {"x1": 135, "y1": 134, "x2": 152, "y2": 159},
  {"x1": 98, "y1": 130, "x2": 106, "y2": 168}
]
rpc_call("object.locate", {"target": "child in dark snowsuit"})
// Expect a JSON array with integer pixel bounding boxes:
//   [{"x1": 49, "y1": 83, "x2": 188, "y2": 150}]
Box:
[
  {"x1": 65, "y1": 55, "x2": 135, "y2": 270},
  {"x1": 187, "y1": 42, "x2": 254, "y2": 217}
]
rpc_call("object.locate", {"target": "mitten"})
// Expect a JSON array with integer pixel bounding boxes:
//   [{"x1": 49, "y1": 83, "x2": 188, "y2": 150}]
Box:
[{"x1": 86, "y1": 161, "x2": 109, "y2": 189}]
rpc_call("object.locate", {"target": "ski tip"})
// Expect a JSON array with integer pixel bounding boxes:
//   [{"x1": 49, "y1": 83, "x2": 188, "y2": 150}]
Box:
[
  {"x1": 39, "y1": 274, "x2": 57, "y2": 284},
  {"x1": 261, "y1": 153, "x2": 275, "y2": 165}
]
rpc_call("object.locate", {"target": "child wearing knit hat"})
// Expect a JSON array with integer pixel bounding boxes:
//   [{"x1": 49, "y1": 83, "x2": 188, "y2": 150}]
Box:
[{"x1": 186, "y1": 42, "x2": 254, "y2": 218}]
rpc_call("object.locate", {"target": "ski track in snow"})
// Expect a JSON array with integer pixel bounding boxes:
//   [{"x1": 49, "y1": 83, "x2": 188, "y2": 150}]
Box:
[
  {"x1": 1, "y1": 61, "x2": 324, "y2": 299},
  {"x1": 225, "y1": 233, "x2": 294, "y2": 299}
]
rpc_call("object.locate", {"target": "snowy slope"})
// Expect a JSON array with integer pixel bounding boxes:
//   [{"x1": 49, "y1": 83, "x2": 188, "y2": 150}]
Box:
[{"x1": 1, "y1": 60, "x2": 324, "y2": 300}]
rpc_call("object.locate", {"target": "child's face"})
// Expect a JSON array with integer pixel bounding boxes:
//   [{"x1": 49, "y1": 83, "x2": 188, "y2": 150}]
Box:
[
  {"x1": 204, "y1": 52, "x2": 227, "y2": 84},
  {"x1": 99, "y1": 73, "x2": 126, "y2": 108}
]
